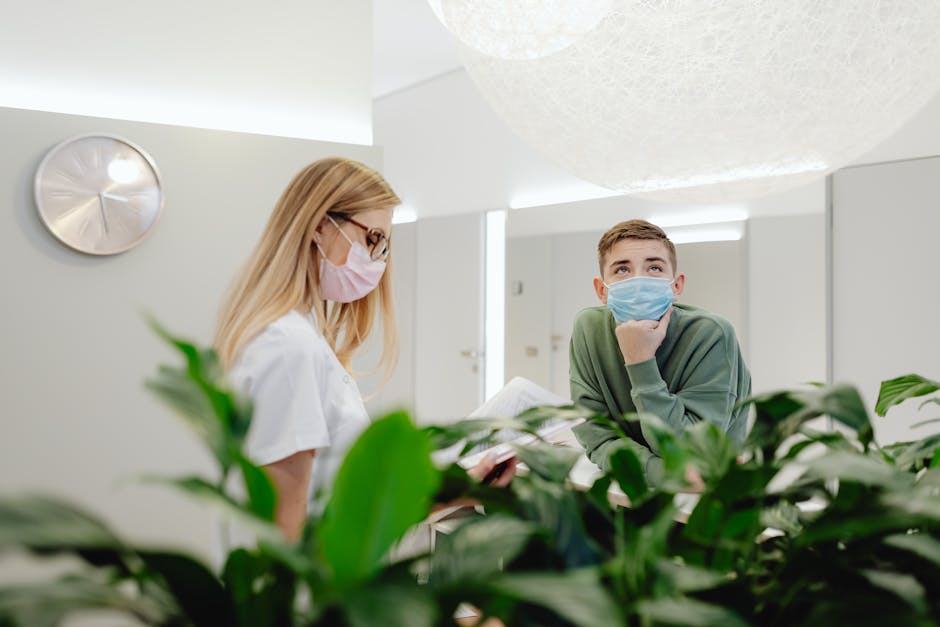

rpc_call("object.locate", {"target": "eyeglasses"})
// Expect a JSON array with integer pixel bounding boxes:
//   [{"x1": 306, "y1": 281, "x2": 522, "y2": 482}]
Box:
[{"x1": 328, "y1": 212, "x2": 390, "y2": 261}]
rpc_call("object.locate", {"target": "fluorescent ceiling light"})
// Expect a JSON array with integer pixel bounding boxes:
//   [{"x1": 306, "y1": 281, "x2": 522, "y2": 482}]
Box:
[
  {"x1": 392, "y1": 206, "x2": 418, "y2": 224},
  {"x1": 509, "y1": 183, "x2": 622, "y2": 209},
  {"x1": 629, "y1": 160, "x2": 828, "y2": 193},
  {"x1": 1, "y1": 80, "x2": 372, "y2": 145},
  {"x1": 666, "y1": 222, "x2": 745, "y2": 245},
  {"x1": 651, "y1": 206, "x2": 748, "y2": 227},
  {"x1": 509, "y1": 160, "x2": 825, "y2": 210}
]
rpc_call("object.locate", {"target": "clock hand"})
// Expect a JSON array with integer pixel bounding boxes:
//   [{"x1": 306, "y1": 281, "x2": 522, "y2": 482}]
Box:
[
  {"x1": 97, "y1": 194, "x2": 110, "y2": 234},
  {"x1": 101, "y1": 192, "x2": 128, "y2": 202}
]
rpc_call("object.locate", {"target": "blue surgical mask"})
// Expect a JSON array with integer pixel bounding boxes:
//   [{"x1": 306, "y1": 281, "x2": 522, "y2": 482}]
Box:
[{"x1": 604, "y1": 276, "x2": 675, "y2": 323}]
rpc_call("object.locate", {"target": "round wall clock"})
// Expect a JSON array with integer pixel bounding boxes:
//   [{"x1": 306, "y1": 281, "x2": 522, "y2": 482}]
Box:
[{"x1": 34, "y1": 134, "x2": 164, "y2": 255}]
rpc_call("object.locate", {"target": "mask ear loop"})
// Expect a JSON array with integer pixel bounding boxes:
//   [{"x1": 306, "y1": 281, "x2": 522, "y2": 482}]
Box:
[
  {"x1": 312, "y1": 214, "x2": 354, "y2": 261},
  {"x1": 327, "y1": 214, "x2": 356, "y2": 246}
]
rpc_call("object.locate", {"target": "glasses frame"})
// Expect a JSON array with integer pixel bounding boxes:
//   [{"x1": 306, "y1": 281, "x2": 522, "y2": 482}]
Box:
[{"x1": 328, "y1": 212, "x2": 390, "y2": 261}]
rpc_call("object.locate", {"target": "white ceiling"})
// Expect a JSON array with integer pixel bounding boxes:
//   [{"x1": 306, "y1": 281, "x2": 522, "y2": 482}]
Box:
[
  {"x1": 1, "y1": 1, "x2": 374, "y2": 144},
  {"x1": 372, "y1": 0, "x2": 462, "y2": 98}
]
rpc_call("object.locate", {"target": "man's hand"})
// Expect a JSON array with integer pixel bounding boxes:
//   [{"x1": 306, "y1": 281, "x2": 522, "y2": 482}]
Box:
[{"x1": 616, "y1": 307, "x2": 673, "y2": 365}]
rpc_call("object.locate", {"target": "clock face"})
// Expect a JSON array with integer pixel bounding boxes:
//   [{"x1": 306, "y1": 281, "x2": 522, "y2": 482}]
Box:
[{"x1": 34, "y1": 134, "x2": 164, "y2": 255}]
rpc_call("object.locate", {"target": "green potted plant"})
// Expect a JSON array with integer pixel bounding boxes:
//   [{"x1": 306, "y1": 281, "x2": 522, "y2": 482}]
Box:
[{"x1": 1, "y1": 324, "x2": 939, "y2": 626}]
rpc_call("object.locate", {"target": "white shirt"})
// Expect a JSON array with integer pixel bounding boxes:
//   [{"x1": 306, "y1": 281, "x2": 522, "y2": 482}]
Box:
[{"x1": 228, "y1": 310, "x2": 371, "y2": 506}]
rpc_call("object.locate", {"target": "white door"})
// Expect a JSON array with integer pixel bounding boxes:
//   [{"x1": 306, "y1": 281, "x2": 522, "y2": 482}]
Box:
[
  {"x1": 414, "y1": 213, "x2": 485, "y2": 425},
  {"x1": 505, "y1": 235, "x2": 553, "y2": 389},
  {"x1": 550, "y1": 231, "x2": 606, "y2": 398}
]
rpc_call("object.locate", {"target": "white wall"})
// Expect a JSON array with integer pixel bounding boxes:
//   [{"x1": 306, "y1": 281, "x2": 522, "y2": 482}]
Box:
[
  {"x1": 851, "y1": 92, "x2": 940, "y2": 166},
  {"x1": 832, "y1": 157, "x2": 940, "y2": 445},
  {"x1": 0, "y1": 0, "x2": 373, "y2": 144},
  {"x1": 0, "y1": 107, "x2": 381, "y2": 560},
  {"x1": 357, "y1": 222, "x2": 417, "y2": 418},
  {"x1": 374, "y1": 69, "x2": 586, "y2": 219},
  {"x1": 747, "y1": 214, "x2": 827, "y2": 393}
]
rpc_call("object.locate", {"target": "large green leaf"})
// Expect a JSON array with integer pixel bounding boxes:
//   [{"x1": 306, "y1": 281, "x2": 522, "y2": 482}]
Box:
[
  {"x1": 513, "y1": 441, "x2": 581, "y2": 483},
  {"x1": 144, "y1": 364, "x2": 232, "y2": 469},
  {"x1": 881, "y1": 488, "x2": 940, "y2": 522},
  {"x1": 813, "y1": 385, "x2": 872, "y2": 443},
  {"x1": 860, "y1": 569, "x2": 927, "y2": 614},
  {"x1": 799, "y1": 451, "x2": 911, "y2": 488},
  {"x1": 423, "y1": 405, "x2": 591, "y2": 452},
  {"x1": 609, "y1": 497, "x2": 680, "y2": 596},
  {"x1": 0, "y1": 496, "x2": 134, "y2": 575},
  {"x1": 512, "y1": 474, "x2": 600, "y2": 569},
  {"x1": 222, "y1": 549, "x2": 296, "y2": 627},
  {"x1": 0, "y1": 496, "x2": 118, "y2": 549},
  {"x1": 635, "y1": 597, "x2": 752, "y2": 627},
  {"x1": 682, "y1": 421, "x2": 738, "y2": 483},
  {"x1": 760, "y1": 501, "x2": 803, "y2": 537},
  {"x1": 653, "y1": 559, "x2": 733, "y2": 594},
  {"x1": 319, "y1": 412, "x2": 440, "y2": 588},
  {"x1": 238, "y1": 458, "x2": 277, "y2": 522},
  {"x1": 430, "y1": 515, "x2": 537, "y2": 584},
  {"x1": 0, "y1": 576, "x2": 171, "y2": 627},
  {"x1": 888, "y1": 434, "x2": 940, "y2": 471},
  {"x1": 875, "y1": 374, "x2": 940, "y2": 417},
  {"x1": 681, "y1": 465, "x2": 775, "y2": 569},
  {"x1": 341, "y1": 579, "x2": 437, "y2": 627},
  {"x1": 494, "y1": 568, "x2": 623, "y2": 627},
  {"x1": 743, "y1": 390, "x2": 804, "y2": 455},
  {"x1": 796, "y1": 483, "x2": 940, "y2": 546},
  {"x1": 745, "y1": 385, "x2": 872, "y2": 453},
  {"x1": 883, "y1": 533, "x2": 940, "y2": 568},
  {"x1": 608, "y1": 445, "x2": 648, "y2": 502},
  {"x1": 637, "y1": 413, "x2": 689, "y2": 489},
  {"x1": 138, "y1": 550, "x2": 234, "y2": 627},
  {"x1": 146, "y1": 318, "x2": 254, "y2": 471},
  {"x1": 779, "y1": 428, "x2": 857, "y2": 462}
]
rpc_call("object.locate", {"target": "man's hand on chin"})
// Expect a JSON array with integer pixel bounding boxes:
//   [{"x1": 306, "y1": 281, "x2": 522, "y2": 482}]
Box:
[{"x1": 616, "y1": 307, "x2": 673, "y2": 365}]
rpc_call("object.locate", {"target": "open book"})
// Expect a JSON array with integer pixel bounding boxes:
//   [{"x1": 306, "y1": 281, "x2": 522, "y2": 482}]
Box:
[{"x1": 454, "y1": 376, "x2": 584, "y2": 469}]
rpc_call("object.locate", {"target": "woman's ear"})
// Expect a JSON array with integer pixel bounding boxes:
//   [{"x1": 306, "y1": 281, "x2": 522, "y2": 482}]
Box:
[{"x1": 312, "y1": 219, "x2": 326, "y2": 243}]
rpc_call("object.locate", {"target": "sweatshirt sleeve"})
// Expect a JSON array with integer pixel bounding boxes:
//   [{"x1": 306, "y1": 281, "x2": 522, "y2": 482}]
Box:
[
  {"x1": 626, "y1": 322, "x2": 743, "y2": 450},
  {"x1": 569, "y1": 310, "x2": 665, "y2": 485}
]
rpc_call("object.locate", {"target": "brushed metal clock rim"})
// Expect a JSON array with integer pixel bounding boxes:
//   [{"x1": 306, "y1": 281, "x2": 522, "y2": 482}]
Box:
[{"x1": 33, "y1": 133, "x2": 165, "y2": 256}]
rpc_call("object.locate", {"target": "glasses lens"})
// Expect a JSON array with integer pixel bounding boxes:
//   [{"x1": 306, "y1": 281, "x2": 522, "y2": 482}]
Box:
[{"x1": 369, "y1": 231, "x2": 389, "y2": 261}]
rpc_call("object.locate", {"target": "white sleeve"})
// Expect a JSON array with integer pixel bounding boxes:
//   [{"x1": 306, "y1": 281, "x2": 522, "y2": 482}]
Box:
[{"x1": 242, "y1": 336, "x2": 331, "y2": 466}]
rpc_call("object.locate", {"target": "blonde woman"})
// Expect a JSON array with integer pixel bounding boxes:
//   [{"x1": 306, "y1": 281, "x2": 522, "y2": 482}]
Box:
[
  {"x1": 214, "y1": 157, "x2": 400, "y2": 541},
  {"x1": 215, "y1": 157, "x2": 511, "y2": 542}
]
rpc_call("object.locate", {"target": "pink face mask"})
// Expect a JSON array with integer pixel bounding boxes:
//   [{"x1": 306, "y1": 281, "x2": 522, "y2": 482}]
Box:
[{"x1": 317, "y1": 216, "x2": 387, "y2": 303}]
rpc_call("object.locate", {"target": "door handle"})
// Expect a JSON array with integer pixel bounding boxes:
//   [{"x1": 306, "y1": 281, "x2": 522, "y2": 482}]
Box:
[{"x1": 460, "y1": 349, "x2": 484, "y2": 359}]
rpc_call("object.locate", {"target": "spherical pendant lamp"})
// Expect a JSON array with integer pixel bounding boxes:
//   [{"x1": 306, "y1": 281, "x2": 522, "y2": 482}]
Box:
[
  {"x1": 428, "y1": 0, "x2": 613, "y2": 60},
  {"x1": 432, "y1": 1, "x2": 940, "y2": 202}
]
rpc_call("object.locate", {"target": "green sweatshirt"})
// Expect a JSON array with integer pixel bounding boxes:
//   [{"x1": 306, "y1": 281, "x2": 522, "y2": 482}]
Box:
[{"x1": 570, "y1": 303, "x2": 751, "y2": 484}]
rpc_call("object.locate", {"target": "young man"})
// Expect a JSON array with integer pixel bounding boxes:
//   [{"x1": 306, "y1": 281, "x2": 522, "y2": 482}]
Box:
[{"x1": 570, "y1": 220, "x2": 751, "y2": 486}]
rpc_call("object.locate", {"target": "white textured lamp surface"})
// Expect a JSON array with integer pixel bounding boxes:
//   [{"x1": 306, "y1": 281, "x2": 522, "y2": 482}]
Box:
[
  {"x1": 436, "y1": 1, "x2": 940, "y2": 202},
  {"x1": 432, "y1": 0, "x2": 613, "y2": 60}
]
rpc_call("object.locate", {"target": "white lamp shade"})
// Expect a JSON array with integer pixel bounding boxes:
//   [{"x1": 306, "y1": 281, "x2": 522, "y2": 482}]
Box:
[{"x1": 441, "y1": 1, "x2": 940, "y2": 202}]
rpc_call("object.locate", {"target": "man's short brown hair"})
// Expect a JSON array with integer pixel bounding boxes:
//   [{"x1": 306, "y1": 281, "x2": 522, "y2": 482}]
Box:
[{"x1": 597, "y1": 219, "x2": 677, "y2": 275}]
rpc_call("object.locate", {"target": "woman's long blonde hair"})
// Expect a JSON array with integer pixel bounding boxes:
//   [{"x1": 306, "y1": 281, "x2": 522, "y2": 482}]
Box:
[{"x1": 214, "y1": 157, "x2": 400, "y2": 381}]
